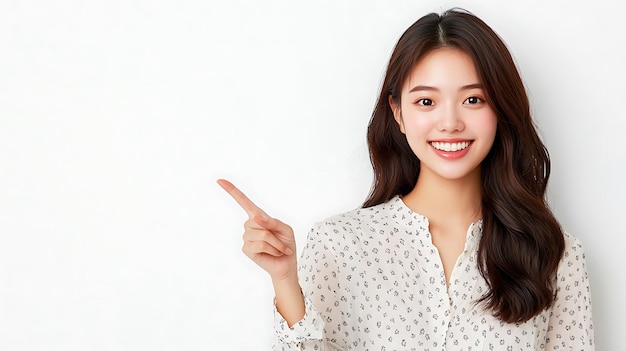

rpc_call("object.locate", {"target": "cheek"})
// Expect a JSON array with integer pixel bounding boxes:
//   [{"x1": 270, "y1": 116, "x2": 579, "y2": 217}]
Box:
[
  {"x1": 473, "y1": 113, "x2": 498, "y2": 140},
  {"x1": 401, "y1": 112, "x2": 433, "y2": 137},
  {"x1": 401, "y1": 115, "x2": 433, "y2": 158}
]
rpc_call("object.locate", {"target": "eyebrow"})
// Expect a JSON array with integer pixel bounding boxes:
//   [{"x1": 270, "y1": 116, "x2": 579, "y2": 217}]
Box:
[{"x1": 408, "y1": 83, "x2": 483, "y2": 93}]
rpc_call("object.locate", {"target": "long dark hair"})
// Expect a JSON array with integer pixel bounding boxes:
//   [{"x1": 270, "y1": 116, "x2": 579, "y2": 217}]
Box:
[{"x1": 363, "y1": 8, "x2": 565, "y2": 323}]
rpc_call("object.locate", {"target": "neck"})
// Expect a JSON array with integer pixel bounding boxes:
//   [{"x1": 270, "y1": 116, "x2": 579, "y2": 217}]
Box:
[{"x1": 403, "y1": 167, "x2": 482, "y2": 224}]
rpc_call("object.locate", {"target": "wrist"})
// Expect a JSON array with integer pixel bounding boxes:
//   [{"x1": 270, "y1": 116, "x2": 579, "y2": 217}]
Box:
[{"x1": 271, "y1": 272, "x2": 300, "y2": 292}]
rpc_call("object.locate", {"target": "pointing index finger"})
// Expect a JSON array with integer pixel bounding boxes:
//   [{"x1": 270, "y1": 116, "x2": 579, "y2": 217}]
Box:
[{"x1": 216, "y1": 179, "x2": 267, "y2": 218}]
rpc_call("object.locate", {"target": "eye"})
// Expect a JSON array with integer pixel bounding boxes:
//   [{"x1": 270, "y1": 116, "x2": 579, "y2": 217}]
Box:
[
  {"x1": 464, "y1": 96, "x2": 483, "y2": 104},
  {"x1": 416, "y1": 98, "x2": 434, "y2": 106}
]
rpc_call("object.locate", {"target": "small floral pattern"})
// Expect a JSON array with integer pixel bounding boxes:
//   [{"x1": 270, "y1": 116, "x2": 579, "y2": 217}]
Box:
[{"x1": 273, "y1": 196, "x2": 594, "y2": 350}]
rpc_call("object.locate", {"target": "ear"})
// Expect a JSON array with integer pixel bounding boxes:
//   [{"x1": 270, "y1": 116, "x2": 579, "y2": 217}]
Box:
[{"x1": 389, "y1": 95, "x2": 405, "y2": 134}]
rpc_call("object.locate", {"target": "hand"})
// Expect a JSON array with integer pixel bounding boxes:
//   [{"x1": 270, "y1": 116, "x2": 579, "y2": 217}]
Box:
[{"x1": 217, "y1": 179, "x2": 297, "y2": 282}]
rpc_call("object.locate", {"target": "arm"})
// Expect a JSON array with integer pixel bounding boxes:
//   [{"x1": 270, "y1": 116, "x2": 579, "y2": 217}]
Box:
[
  {"x1": 272, "y1": 221, "x2": 347, "y2": 350},
  {"x1": 544, "y1": 233, "x2": 594, "y2": 350},
  {"x1": 217, "y1": 179, "x2": 340, "y2": 350},
  {"x1": 273, "y1": 274, "x2": 306, "y2": 327},
  {"x1": 217, "y1": 179, "x2": 305, "y2": 325}
]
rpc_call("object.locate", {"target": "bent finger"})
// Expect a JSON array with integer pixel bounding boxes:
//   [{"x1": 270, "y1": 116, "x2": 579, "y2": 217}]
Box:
[
  {"x1": 243, "y1": 240, "x2": 285, "y2": 258},
  {"x1": 243, "y1": 229, "x2": 293, "y2": 255}
]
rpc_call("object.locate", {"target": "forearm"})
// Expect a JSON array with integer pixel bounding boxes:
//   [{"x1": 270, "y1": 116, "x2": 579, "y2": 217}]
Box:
[{"x1": 272, "y1": 273, "x2": 305, "y2": 327}]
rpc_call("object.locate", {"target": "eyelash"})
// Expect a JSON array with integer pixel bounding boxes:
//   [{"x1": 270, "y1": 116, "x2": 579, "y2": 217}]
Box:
[
  {"x1": 416, "y1": 98, "x2": 434, "y2": 106},
  {"x1": 415, "y1": 96, "x2": 484, "y2": 106},
  {"x1": 464, "y1": 96, "x2": 483, "y2": 104}
]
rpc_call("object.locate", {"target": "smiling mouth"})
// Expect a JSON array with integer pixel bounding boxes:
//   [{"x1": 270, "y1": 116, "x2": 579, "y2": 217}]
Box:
[{"x1": 430, "y1": 141, "x2": 472, "y2": 152}]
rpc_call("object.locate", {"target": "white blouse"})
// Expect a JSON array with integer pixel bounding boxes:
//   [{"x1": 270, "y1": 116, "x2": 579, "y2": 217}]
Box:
[{"x1": 272, "y1": 196, "x2": 594, "y2": 350}]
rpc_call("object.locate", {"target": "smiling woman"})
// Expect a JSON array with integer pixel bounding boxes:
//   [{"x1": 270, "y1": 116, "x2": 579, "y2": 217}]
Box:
[
  {"x1": 388, "y1": 47, "x2": 498, "y2": 284},
  {"x1": 219, "y1": 7, "x2": 594, "y2": 351},
  {"x1": 390, "y1": 47, "x2": 498, "y2": 182}
]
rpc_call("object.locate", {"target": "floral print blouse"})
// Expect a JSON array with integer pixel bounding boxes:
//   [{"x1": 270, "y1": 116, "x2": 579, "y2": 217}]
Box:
[{"x1": 272, "y1": 196, "x2": 594, "y2": 350}]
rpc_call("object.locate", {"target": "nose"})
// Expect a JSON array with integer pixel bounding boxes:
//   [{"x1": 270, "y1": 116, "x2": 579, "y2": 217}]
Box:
[{"x1": 437, "y1": 104, "x2": 464, "y2": 132}]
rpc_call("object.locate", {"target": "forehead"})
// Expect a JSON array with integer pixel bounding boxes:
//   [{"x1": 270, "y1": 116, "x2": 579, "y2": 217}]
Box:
[{"x1": 404, "y1": 47, "x2": 480, "y2": 90}]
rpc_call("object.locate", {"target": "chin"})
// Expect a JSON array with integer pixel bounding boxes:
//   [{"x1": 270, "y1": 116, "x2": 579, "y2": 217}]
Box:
[{"x1": 429, "y1": 165, "x2": 482, "y2": 181}]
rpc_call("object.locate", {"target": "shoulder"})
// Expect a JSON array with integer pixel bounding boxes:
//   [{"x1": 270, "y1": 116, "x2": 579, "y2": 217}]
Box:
[
  {"x1": 306, "y1": 196, "x2": 407, "y2": 242},
  {"x1": 557, "y1": 231, "x2": 590, "y2": 280},
  {"x1": 312, "y1": 196, "x2": 406, "y2": 230},
  {"x1": 561, "y1": 231, "x2": 588, "y2": 263}
]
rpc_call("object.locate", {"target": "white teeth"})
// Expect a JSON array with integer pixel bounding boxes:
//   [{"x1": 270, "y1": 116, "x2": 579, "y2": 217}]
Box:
[{"x1": 430, "y1": 141, "x2": 471, "y2": 151}]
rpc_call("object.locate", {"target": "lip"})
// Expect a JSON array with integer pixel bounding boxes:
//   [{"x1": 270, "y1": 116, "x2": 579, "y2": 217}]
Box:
[
  {"x1": 429, "y1": 138, "x2": 472, "y2": 143},
  {"x1": 429, "y1": 139, "x2": 473, "y2": 160}
]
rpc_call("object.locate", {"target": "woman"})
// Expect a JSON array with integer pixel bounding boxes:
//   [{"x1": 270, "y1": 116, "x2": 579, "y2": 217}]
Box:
[{"x1": 218, "y1": 8, "x2": 594, "y2": 350}]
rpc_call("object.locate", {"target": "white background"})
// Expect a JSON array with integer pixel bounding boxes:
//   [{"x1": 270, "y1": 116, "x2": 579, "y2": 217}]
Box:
[{"x1": 1, "y1": 0, "x2": 623, "y2": 350}]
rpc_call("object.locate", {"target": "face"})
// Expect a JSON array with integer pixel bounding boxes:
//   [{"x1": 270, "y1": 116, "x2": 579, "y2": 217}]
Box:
[{"x1": 390, "y1": 47, "x2": 497, "y2": 182}]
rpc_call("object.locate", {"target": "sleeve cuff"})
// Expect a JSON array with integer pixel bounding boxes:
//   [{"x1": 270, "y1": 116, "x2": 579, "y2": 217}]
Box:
[{"x1": 273, "y1": 295, "x2": 324, "y2": 344}]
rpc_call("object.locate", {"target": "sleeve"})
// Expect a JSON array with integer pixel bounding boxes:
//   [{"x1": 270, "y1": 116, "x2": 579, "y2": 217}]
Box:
[
  {"x1": 544, "y1": 233, "x2": 595, "y2": 350},
  {"x1": 272, "y1": 220, "x2": 347, "y2": 351}
]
